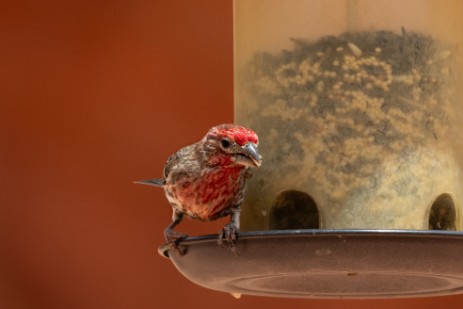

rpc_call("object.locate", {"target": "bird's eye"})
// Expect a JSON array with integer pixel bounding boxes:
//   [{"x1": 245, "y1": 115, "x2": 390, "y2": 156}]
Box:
[{"x1": 221, "y1": 138, "x2": 231, "y2": 148}]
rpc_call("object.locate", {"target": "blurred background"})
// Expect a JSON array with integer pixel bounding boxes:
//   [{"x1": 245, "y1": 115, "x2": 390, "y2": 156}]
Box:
[{"x1": 1, "y1": 0, "x2": 463, "y2": 308}]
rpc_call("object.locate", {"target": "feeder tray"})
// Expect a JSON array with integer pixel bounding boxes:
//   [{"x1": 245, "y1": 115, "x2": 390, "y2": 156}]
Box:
[{"x1": 159, "y1": 229, "x2": 463, "y2": 299}]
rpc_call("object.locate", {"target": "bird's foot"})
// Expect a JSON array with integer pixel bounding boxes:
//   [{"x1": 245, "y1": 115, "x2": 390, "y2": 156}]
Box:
[
  {"x1": 217, "y1": 223, "x2": 239, "y2": 255},
  {"x1": 164, "y1": 229, "x2": 188, "y2": 256}
]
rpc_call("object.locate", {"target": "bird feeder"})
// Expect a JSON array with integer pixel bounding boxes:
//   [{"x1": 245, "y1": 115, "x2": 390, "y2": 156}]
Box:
[
  {"x1": 160, "y1": 0, "x2": 463, "y2": 299},
  {"x1": 235, "y1": 0, "x2": 463, "y2": 232}
]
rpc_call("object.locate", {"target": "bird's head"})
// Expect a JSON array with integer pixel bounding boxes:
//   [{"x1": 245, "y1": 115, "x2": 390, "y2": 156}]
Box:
[{"x1": 203, "y1": 124, "x2": 262, "y2": 167}]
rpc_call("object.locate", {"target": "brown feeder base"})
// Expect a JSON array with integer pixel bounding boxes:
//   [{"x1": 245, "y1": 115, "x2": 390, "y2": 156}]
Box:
[{"x1": 159, "y1": 230, "x2": 463, "y2": 299}]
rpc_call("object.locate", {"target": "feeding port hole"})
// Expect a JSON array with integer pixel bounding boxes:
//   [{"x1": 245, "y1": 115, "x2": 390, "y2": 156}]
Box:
[
  {"x1": 428, "y1": 193, "x2": 457, "y2": 231},
  {"x1": 269, "y1": 190, "x2": 320, "y2": 230}
]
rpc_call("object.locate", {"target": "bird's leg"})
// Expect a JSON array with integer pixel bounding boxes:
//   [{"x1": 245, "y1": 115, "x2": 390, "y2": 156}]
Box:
[
  {"x1": 218, "y1": 207, "x2": 240, "y2": 255},
  {"x1": 164, "y1": 211, "x2": 187, "y2": 256}
]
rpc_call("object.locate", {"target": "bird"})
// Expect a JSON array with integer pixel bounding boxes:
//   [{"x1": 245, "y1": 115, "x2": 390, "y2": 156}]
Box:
[{"x1": 136, "y1": 124, "x2": 261, "y2": 255}]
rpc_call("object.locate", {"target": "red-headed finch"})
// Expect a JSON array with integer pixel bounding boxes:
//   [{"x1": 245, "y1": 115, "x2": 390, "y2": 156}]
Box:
[{"x1": 136, "y1": 124, "x2": 261, "y2": 254}]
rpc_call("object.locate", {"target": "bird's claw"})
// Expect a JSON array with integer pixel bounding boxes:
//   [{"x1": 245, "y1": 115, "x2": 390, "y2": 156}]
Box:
[
  {"x1": 165, "y1": 229, "x2": 188, "y2": 256},
  {"x1": 218, "y1": 223, "x2": 239, "y2": 255}
]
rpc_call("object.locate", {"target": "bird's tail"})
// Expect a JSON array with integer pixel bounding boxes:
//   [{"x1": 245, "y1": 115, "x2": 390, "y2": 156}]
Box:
[{"x1": 134, "y1": 178, "x2": 166, "y2": 187}]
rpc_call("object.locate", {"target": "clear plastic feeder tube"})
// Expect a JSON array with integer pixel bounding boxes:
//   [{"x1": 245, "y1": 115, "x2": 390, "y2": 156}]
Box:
[{"x1": 234, "y1": 0, "x2": 463, "y2": 231}]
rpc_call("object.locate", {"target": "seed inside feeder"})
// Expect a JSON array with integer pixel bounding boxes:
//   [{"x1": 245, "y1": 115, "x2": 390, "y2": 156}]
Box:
[{"x1": 236, "y1": 29, "x2": 462, "y2": 231}]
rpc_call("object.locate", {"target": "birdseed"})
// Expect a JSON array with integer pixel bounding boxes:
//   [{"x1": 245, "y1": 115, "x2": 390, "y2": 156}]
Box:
[{"x1": 236, "y1": 29, "x2": 462, "y2": 230}]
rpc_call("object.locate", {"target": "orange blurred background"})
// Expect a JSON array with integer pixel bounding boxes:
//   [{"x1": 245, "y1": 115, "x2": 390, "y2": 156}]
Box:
[{"x1": 1, "y1": 1, "x2": 463, "y2": 308}]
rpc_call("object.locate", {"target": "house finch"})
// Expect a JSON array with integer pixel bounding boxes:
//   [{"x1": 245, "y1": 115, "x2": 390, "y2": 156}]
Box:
[{"x1": 136, "y1": 124, "x2": 261, "y2": 255}]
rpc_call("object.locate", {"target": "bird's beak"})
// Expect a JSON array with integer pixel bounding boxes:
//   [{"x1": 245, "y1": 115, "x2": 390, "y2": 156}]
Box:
[{"x1": 241, "y1": 142, "x2": 262, "y2": 167}]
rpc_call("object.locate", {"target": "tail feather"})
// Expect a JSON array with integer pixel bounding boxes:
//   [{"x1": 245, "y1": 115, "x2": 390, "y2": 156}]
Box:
[{"x1": 134, "y1": 178, "x2": 166, "y2": 187}]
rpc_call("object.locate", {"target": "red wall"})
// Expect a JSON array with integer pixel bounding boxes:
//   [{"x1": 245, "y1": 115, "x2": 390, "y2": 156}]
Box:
[{"x1": 1, "y1": 1, "x2": 462, "y2": 308}]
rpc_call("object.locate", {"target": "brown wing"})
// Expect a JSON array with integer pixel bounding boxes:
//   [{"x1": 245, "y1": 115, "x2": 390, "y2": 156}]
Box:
[{"x1": 162, "y1": 143, "x2": 201, "y2": 179}]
